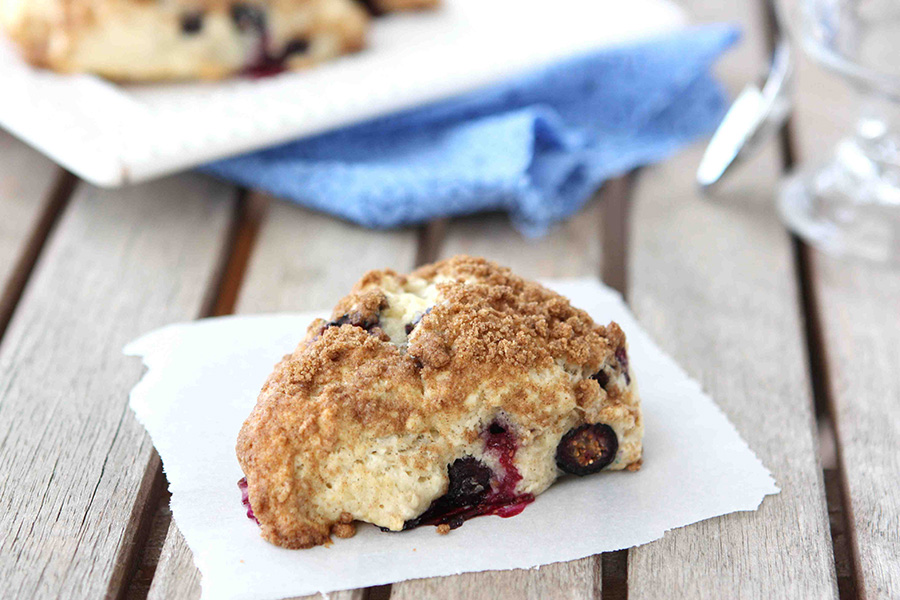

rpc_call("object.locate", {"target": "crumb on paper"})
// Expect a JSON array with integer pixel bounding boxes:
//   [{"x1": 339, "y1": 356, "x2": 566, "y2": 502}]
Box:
[
  {"x1": 332, "y1": 514, "x2": 357, "y2": 539},
  {"x1": 332, "y1": 523, "x2": 356, "y2": 539},
  {"x1": 436, "y1": 524, "x2": 451, "y2": 535},
  {"x1": 627, "y1": 459, "x2": 643, "y2": 471}
]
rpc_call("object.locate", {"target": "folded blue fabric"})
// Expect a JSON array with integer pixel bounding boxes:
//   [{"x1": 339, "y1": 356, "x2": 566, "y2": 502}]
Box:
[{"x1": 204, "y1": 24, "x2": 739, "y2": 236}]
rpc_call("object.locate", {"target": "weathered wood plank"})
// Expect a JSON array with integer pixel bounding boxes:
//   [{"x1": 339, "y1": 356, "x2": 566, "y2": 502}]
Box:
[
  {"x1": 0, "y1": 131, "x2": 70, "y2": 335},
  {"x1": 127, "y1": 491, "x2": 174, "y2": 600},
  {"x1": 0, "y1": 174, "x2": 237, "y2": 599},
  {"x1": 625, "y1": 0, "x2": 837, "y2": 597},
  {"x1": 810, "y1": 258, "x2": 900, "y2": 600},
  {"x1": 147, "y1": 525, "x2": 205, "y2": 600},
  {"x1": 391, "y1": 194, "x2": 606, "y2": 600},
  {"x1": 434, "y1": 201, "x2": 603, "y2": 280},
  {"x1": 789, "y1": 33, "x2": 900, "y2": 600},
  {"x1": 626, "y1": 145, "x2": 837, "y2": 600},
  {"x1": 148, "y1": 197, "x2": 418, "y2": 600},
  {"x1": 237, "y1": 199, "x2": 419, "y2": 313}
]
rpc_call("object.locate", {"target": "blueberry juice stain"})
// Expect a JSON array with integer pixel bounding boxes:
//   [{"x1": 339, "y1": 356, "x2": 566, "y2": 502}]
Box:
[
  {"x1": 237, "y1": 476, "x2": 260, "y2": 524},
  {"x1": 394, "y1": 419, "x2": 535, "y2": 533},
  {"x1": 483, "y1": 420, "x2": 534, "y2": 517}
]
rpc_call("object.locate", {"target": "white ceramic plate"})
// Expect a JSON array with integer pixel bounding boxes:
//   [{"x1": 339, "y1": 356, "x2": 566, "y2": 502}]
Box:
[{"x1": 0, "y1": 0, "x2": 685, "y2": 186}]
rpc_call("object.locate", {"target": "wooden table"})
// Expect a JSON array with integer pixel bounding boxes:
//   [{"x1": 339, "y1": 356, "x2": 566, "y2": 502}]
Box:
[{"x1": 1, "y1": 0, "x2": 898, "y2": 598}]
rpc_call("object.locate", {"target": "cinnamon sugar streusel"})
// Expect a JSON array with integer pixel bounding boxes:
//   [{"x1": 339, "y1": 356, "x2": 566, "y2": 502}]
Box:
[{"x1": 236, "y1": 256, "x2": 642, "y2": 549}]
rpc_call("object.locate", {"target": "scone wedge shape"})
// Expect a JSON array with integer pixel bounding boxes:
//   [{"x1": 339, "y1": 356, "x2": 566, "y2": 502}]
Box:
[{"x1": 236, "y1": 256, "x2": 643, "y2": 549}]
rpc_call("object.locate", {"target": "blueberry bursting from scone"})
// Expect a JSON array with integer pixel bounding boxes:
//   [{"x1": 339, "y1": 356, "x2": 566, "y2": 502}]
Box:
[{"x1": 236, "y1": 256, "x2": 643, "y2": 549}]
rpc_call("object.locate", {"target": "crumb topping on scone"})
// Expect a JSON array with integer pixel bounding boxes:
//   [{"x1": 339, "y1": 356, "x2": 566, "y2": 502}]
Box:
[{"x1": 236, "y1": 256, "x2": 643, "y2": 549}]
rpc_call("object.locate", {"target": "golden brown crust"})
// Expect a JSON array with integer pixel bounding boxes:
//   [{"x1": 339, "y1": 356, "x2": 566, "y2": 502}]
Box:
[
  {"x1": 237, "y1": 256, "x2": 642, "y2": 548},
  {"x1": 237, "y1": 325, "x2": 424, "y2": 548}
]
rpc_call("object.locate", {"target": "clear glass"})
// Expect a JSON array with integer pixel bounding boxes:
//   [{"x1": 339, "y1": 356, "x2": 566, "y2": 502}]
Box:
[{"x1": 779, "y1": 0, "x2": 900, "y2": 262}]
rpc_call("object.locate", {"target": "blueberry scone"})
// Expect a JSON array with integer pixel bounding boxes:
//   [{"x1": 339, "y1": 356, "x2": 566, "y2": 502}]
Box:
[
  {"x1": 0, "y1": 0, "x2": 368, "y2": 80},
  {"x1": 236, "y1": 256, "x2": 643, "y2": 549}
]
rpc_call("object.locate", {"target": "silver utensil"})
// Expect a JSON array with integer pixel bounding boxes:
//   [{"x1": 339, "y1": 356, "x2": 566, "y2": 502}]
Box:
[{"x1": 697, "y1": 2, "x2": 793, "y2": 192}]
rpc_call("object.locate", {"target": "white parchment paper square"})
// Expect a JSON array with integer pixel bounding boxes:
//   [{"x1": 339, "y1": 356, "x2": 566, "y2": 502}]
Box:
[{"x1": 125, "y1": 279, "x2": 778, "y2": 600}]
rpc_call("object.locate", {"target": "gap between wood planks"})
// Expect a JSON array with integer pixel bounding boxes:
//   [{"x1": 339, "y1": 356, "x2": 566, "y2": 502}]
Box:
[
  {"x1": 760, "y1": 0, "x2": 860, "y2": 590},
  {"x1": 120, "y1": 188, "x2": 267, "y2": 600},
  {"x1": 598, "y1": 175, "x2": 633, "y2": 600},
  {"x1": 0, "y1": 170, "x2": 75, "y2": 344},
  {"x1": 0, "y1": 170, "x2": 236, "y2": 600},
  {"x1": 780, "y1": 126, "x2": 860, "y2": 600},
  {"x1": 207, "y1": 191, "x2": 270, "y2": 318},
  {"x1": 115, "y1": 453, "x2": 170, "y2": 600}
]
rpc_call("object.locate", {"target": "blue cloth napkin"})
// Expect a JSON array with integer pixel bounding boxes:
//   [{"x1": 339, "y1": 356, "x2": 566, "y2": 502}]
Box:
[{"x1": 204, "y1": 24, "x2": 739, "y2": 236}]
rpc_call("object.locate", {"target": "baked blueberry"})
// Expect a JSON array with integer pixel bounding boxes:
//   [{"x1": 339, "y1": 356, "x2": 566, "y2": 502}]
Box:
[
  {"x1": 180, "y1": 11, "x2": 204, "y2": 34},
  {"x1": 445, "y1": 456, "x2": 492, "y2": 504},
  {"x1": 591, "y1": 369, "x2": 610, "y2": 389},
  {"x1": 230, "y1": 4, "x2": 266, "y2": 32},
  {"x1": 404, "y1": 307, "x2": 432, "y2": 335},
  {"x1": 283, "y1": 38, "x2": 310, "y2": 56},
  {"x1": 398, "y1": 422, "x2": 536, "y2": 532},
  {"x1": 401, "y1": 456, "x2": 494, "y2": 529},
  {"x1": 615, "y1": 346, "x2": 630, "y2": 384},
  {"x1": 556, "y1": 423, "x2": 619, "y2": 475},
  {"x1": 324, "y1": 312, "x2": 381, "y2": 333},
  {"x1": 355, "y1": 0, "x2": 384, "y2": 16}
]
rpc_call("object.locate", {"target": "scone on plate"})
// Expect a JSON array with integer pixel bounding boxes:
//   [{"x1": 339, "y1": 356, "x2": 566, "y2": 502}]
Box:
[
  {"x1": 236, "y1": 256, "x2": 643, "y2": 549},
  {"x1": 0, "y1": 0, "x2": 368, "y2": 80}
]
